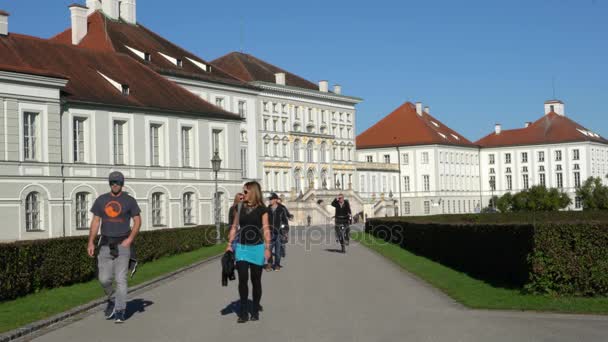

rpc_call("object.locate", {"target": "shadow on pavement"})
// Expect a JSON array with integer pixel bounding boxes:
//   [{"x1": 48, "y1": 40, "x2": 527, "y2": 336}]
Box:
[
  {"x1": 323, "y1": 248, "x2": 345, "y2": 254},
  {"x1": 220, "y1": 300, "x2": 264, "y2": 316},
  {"x1": 126, "y1": 298, "x2": 154, "y2": 319}
]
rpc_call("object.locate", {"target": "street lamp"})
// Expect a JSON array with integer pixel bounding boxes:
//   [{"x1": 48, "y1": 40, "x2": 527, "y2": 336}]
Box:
[{"x1": 211, "y1": 151, "x2": 222, "y2": 242}]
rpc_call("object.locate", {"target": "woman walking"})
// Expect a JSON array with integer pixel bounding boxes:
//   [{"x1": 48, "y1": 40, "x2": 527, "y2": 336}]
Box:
[{"x1": 226, "y1": 181, "x2": 271, "y2": 323}]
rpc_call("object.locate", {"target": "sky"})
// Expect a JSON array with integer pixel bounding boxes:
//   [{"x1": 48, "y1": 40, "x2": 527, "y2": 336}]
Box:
[{"x1": 2, "y1": 0, "x2": 607, "y2": 141}]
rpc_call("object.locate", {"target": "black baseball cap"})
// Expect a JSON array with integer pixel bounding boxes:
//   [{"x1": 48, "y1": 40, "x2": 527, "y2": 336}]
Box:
[
  {"x1": 268, "y1": 192, "x2": 279, "y2": 200},
  {"x1": 108, "y1": 171, "x2": 125, "y2": 184}
]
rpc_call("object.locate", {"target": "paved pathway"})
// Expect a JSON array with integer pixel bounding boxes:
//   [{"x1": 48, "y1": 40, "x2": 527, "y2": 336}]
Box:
[{"x1": 31, "y1": 226, "x2": 608, "y2": 342}]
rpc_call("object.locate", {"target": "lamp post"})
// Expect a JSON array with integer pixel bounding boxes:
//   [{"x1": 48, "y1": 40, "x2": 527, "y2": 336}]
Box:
[{"x1": 211, "y1": 151, "x2": 222, "y2": 242}]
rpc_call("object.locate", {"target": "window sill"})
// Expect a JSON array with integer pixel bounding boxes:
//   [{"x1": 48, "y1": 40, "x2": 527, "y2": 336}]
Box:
[
  {"x1": 152, "y1": 225, "x2": 166, "y2": 228},
  {"x1": 26, "y1": 229, "x2": 45, "y2": 232}
]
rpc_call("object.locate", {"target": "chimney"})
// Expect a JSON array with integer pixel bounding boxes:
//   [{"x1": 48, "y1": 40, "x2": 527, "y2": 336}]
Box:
[
  {"x1": 102, "y1": 0, "x2": 119, "y2": 20},
  {"x1": 0, "y1": 10, "x2": 9, "y2": 36},
  {"x1": 319, "y1": 80, "x2": 329, "y2": 92},
  {"x1": 275, "y1": 72, "x2": 286, "y2": 85},
  {"x1": 495, "y1": 124, "x2": 502, "y2": 135},
  {"x1": 415, "y1": 102, "x2": 423, "y2": 116},
  {"x1": 333, "y1": 84, "x2": 342, "y2": 95},
  {"x1": 424, "y1": 106, "x2": 430, "y2": 113},
  {"x1": 544, "y1": 99, "x2": 565, "y2": 116},
  {"x1": 86, "y1": 0, "x2": 101, "y2": 15},
  {"x1": 119, "y1": 0, "x2": 136, "y2": 24},
  {"x1": 69, "y1": 4, "x2": 88, "y2": 45},
  {"x1": 525, "y1": 122, "x2": 532, "y2": 128}
]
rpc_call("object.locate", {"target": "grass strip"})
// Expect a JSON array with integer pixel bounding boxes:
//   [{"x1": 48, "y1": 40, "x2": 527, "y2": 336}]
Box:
[
  {"x1": 353, "y1": 232, "x2": 608, "y2": 315},
  {"x1": 0, "y1": 243, "x2": 225, "y2": 333}
]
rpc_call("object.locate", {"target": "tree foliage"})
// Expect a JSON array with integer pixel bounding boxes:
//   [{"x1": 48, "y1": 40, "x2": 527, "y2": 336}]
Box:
[
  {"x1": 576, "y1": 177, "x2": 608, "y2": 210},
  {"x1": 495, "y1": 185, "x2": 571, "y2": 212}
]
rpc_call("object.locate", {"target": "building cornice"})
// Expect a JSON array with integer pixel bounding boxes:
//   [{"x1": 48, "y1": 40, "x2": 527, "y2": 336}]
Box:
[
  {"x1": 0, "y1": 70, "x2": 68, "y2": 89},
  {"x1": 251, "y1": 81, "x2": 363, "y2": 105}
]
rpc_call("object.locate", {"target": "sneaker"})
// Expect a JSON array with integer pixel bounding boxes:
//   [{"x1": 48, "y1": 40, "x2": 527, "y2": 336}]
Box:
[
  {"x1": 257, "y1": 304, "x2": 264, "y2": 312},
  {"x1": 114, "y1": 310, "x2": 126, "y2": 324},
  {"x1": 264, "y1": 265, "x2": 273, "y2": 272},
  {"x1": 274, "y1": 265, "x2": 281, "y2": 271},
  {"x1": 104, "y1": 300, "x2": 115, "y2": 319}
]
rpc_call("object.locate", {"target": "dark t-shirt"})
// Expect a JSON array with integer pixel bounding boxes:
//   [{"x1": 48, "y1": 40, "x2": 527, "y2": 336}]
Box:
[
  {"x1": 91, "y1": 192, "x2": 141, "y2": 237},
  {"x1": 238, "y1": 205, "x2": 267, "y2": 245}
]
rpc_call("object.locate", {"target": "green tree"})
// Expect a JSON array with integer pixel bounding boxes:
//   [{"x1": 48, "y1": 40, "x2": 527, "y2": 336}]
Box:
[
  {"x1": 576, "y1": 177, "x2": 608, "y2": 210},
  {"x1": 501, "y1": 185, "x2": 571, "y2": 212},
  {"x1": 496, "y1": 192, "x2": 513, "y2": 212}
]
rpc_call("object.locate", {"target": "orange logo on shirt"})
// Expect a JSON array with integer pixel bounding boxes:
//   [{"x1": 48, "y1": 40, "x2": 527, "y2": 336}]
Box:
[{"x1": 104, "y1": 201, "x2": 123, "y2": 218}]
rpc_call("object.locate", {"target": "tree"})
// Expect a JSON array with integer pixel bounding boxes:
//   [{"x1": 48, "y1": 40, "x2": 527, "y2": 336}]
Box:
[
  {"x1": 496, "y1": 192, "x2": 513, "y2": 212},
  {"x1": 576, "y1": 177, "x2": 608, "y2": 210},
  {"x1": 495, "y1": 185, "x2": 571, "y2": 212}
]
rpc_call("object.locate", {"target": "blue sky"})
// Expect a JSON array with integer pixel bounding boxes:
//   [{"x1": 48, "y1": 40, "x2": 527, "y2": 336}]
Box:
[{"x1": 3, "y1": 0, "x2": 607, "y2": 141}]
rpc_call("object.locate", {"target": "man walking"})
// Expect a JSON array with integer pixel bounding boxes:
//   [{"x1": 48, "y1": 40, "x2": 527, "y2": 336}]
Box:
[
  {"x1": 266, "y1": 193, "x2": 290, "y2": 271},
  {"x1": 87, "y1": 171, "x2": 141, "y2": 323}
]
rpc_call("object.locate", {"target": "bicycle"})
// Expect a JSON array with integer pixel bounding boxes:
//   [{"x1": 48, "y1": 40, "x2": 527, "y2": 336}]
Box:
[{"x1": 336, "y1": 222, "x2": 347, "y2": 253}]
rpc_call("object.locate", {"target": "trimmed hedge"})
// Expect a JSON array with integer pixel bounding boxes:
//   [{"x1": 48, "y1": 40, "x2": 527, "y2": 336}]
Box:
[
  {"x1": 0, "y1": 225, "x2": 225, "y2": 302},
  {"x1": 367, "y1": 217, "x2": 608, "y2": 296},
  {"x1": 375, "y1": 211, "x2": 608, "y2": 225}
]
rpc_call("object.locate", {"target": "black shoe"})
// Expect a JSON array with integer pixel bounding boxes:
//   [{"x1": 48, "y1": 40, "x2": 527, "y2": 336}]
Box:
[
  {"x1": 257, "y1": 304, "x2": 263, "y2": 312},
  {"x1": 104, "y1": 300, "x2": 115, "y2": 319},
  {"x1": 237, "y1": 312, "x2": 249, "y2": 323},
  {"x1": 114, "y1": 310, "x2": 126, "y2": 324},
  {"x1": 250, "y1": 311, "x2": 259, "y2": 321}
]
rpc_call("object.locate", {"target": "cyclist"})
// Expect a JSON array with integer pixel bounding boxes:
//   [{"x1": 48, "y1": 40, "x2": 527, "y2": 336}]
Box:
[{"x1": 331, "y1": 194, "x2": 352, "y2": 249}]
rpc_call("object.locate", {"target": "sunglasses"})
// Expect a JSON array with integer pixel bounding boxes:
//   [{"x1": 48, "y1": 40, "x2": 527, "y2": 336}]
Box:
[{"x1": 109, "y1": 181, "x2": 124, "y2": 186}]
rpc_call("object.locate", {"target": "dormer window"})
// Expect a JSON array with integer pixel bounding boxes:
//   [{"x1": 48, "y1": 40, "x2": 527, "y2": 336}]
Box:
[
  {"x1": 177, "y1": 59, "x2": 183, "y2": 68},
  {"x1": 98, "y1": 71, "x2": 130, "y2": 96},
  {"x1": 144, "y1": 52, "x2": 151, "y2": 62},
  {"x1": 186, "y1": 57, "x2": 209, "y2": 72},
  {"x1": 121, "y1": 85, "x2": 130, "y2": 96}
]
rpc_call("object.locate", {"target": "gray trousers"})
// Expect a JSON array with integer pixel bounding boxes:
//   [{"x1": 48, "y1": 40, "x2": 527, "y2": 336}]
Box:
[{"x1": 98, "y1": 244, "x2": 130, "y2": 311}]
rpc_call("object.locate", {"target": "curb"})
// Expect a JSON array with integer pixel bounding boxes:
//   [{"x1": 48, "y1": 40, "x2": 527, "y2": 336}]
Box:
[{"x1": 0, "y1": 251, "x2": 223, "y2": 342}]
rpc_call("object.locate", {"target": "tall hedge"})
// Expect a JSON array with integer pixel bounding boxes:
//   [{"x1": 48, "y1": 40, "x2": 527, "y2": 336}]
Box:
[
  {"x1": 0, "y1": 225, "x2": 222, "y2": 302},
  {"x1": 367, "y1": 217, "x2": 608, "y2": 296}
]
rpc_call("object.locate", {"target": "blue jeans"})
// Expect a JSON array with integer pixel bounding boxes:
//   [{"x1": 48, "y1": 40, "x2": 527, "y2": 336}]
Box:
[{"x1": 271, "y1": 233, "x2": 282, "y2": 268}]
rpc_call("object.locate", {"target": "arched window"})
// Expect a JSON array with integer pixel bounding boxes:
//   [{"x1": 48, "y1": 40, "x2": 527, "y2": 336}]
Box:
[
  {"x1": 183, "y1": 192, "x2": 195, "y2": 225},
  {"x1": 282, "y1": 140, "x2": 288, "y2": 158},
  {"x1": 307, "y1": 169, "x2": 315, "y2": 189},
  {"x1": 293, "y1": 140, "x2": 301, "y2": 162},
  {"x1": 294, "y1": 169, "x2": 302, "y2": 194},
  {"x1": 25, "y1": 192, "x2": 41, "y2": 231},
  {"x1": 306, "y1": 141, "x2": 314, "y2": 163},
  {"x1": 320, "y1": 142, "x2": 327, "y2": 163},
  {"x1": 75, "y1": 192, "x2": 90, "y2": 230},
  {"x1": 152, "y1": 192, "x2": 164, "y2": 227}
]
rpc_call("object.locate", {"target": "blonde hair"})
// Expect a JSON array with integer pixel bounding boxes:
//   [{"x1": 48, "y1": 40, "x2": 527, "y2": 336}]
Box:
[{"x1": 244, "y1": 181, "x2": 265, "y2": 208}]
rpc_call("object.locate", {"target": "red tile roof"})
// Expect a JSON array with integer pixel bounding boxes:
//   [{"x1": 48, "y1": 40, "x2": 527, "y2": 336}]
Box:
[
  {"x1": 212, "y1": 52, "x2": 320, "y2": 91},
  {"x1": 0, "y1": 33, "x2": 240, "y2": 119},
  {"x1": 476, "y1": 112, "x2": 608, "y2": 147},
  {"x1": 51, "y1": 12, "x2": 248, "y2": 87},
  {"x1": 356, "y1": 102, "x2": 476, "y2": 149}
]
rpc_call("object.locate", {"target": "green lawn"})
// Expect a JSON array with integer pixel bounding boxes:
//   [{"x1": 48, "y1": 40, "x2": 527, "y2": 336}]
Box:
[
  {"x1": 353, "y1": 232, "x2": 608, "y2": 314},
  {"x1": 0, "y1": 244, "x2": 225, "y2": 334}
]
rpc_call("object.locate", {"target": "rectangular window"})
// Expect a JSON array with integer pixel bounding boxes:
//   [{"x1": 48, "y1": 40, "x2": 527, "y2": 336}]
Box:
[
  {"x1": 25, "y1": 193, "x2": 40, "y2": 231},
  {"x1": 23, "y1": 112, "x2": 38, "y2": 161},
  {"x1": 556, "y1": 173, "x2": 563, "y2": 188},
  {"x1": 181, "y1": 127, "x2": 191, "y2": 167},
  {"x1": 573, "y1": 149, "x2": 580, "y2": 161},
  {"x1": 423, "y1": 175, "x2": 430, "y2": 192},
  {"x1": 538, "y1": 151, "x2": 545, "y2": 162},
  {"x1": 490, "y1": 175, "x2": 496, "y2": 190},
  {"x1": 505, "y1": 153, "x2": 512, "y2": 164},
  {"x1": 422, "y1": 152, "x2": 429, "y2": 164},
  {"x1": 238, "y1": 100, "x2": 247, "y2": 118},
  {"x1": 574, "y1": 172, "x2": 581, "y2": 188},
  {"x1": 152, "y1": 193, "x2": 163, "y2": 226},
  {"x1": 183, "y1": 193, "x2": 194, "y2": 225},
  {"x1": 215, "y1": 97, "x2": 224, "y2": 109},
  {"x1": 75, "y1": 193, "x2": 89, "y2": 230},
  {"x1": 555, "y1": 150, "x2": 562, "y2": 161},
  {"x1": 212, "y1": 129, "x2": 223, "y2": 157},
  {"x1": 506, "y1": 175, "x2": 512, "y2": 190},
  {"x1": 402, "y1": 153, "x2": 409, "y2": 165},
  {"x1": 539, "y1": 173, "x2": 546, "y2": 187},
  {"x1": 150, "y1": 124, "x2": 161, "y2": 166},
  {"x1": 263, "y1": 101, "x2": 269, "y2": 112},
  {"x1": 489, "y1": 154, "x2": 495, "y2": 165},
  {"x1": 523, "y1": 174, "x2": 529, "y2": 189},
  {"x1": 73, "y1": 117, "x2": 86, "y2": 163},
  {"x1": 384, "y1": 155, "x2": 390, "y2": 164},
  {"x1": 113, "y1": 120, "x2": 125, "y2": 165},
  {"x1": 366, "y1": 155, "x2": 373, "y2": 163},
  {"x1": 404, "y1": 202, "x2": 411, "y2": 215},
  {"x1": 404, "y1": 176, "x2": 410, "y2": 192},
  {"x1": 241, "y1": 148, "x2": 248, "y2": 178},
  {"x1": 575, "y1": 196, "x2": 582, "y2": 209},
  {"x1": 521, "y1": 152, "x2": 528, "y2": 163},
  {"x1": 424, "y1": 201, "x2": 430, "y2": 215}
]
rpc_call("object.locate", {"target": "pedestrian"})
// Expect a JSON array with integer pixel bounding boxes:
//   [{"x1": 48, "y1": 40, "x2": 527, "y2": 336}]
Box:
[
  {"x1": 266, "y1": 193, "x2": 290, "y2": 271},
  {"x1": 87, "y1": 171, "x2": 141, "y2": 324},
  {"x1": 226, "y1": 181, "x2": 271, "y2": 323}
]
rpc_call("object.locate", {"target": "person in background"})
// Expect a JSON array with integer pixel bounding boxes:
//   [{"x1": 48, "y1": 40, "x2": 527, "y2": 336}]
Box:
[
  {"x1": 226, "y1": 182, "x2": 271, "y2": 323},
  {"x1": 331, "y1": 193, "x2": 352, "y2": 245},
  {"x1": 266, "y1": 193, "x2": 290, "y2": 271}
]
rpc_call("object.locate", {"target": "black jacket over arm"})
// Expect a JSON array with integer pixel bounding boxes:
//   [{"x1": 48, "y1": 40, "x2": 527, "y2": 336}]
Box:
[{"x1": 221, "y1": 251, "x2": 236, "y2": 286}]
